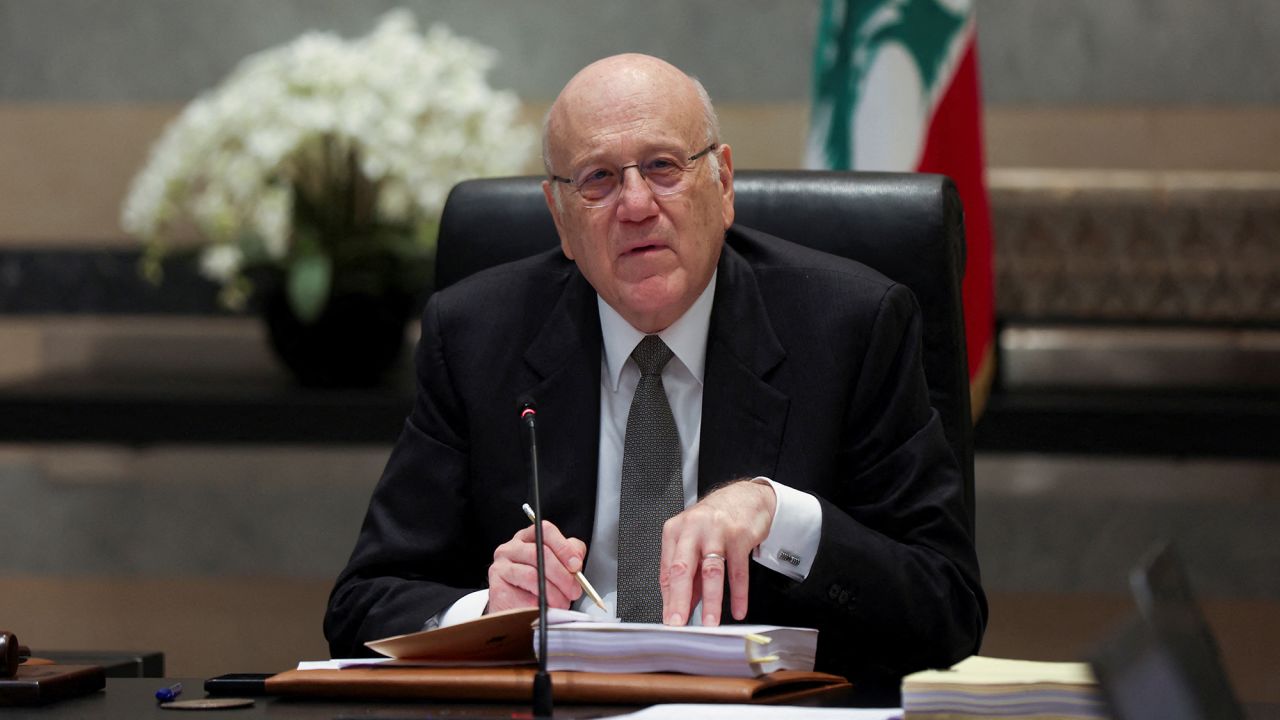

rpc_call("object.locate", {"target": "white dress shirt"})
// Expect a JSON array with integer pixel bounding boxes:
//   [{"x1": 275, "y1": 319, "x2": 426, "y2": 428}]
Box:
[{"x1": 435, "y1": 271, "x2": 822, "y2": 627}]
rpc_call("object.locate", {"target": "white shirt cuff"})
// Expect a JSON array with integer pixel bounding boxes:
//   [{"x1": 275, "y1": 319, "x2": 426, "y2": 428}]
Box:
[
  {"x1": 426, "y1": 589, "x2": 490, "y2": 630},
  {"x1": 750, "y1": 476, "x2": 821, "y2": 581}
]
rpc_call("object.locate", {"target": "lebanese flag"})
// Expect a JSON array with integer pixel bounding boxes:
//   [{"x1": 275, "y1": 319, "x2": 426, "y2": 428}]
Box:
[{"x1": 806, "y1": 0, "x2": 995, "y2": 416}]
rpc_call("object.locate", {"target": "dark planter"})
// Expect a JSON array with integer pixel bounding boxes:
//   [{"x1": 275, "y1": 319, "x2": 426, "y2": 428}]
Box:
[{"x1": 263, "y1": 285, "x2": 415, "y2": 388}]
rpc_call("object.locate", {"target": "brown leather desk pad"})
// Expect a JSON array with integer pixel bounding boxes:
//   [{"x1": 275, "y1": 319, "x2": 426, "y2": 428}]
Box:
[{"x1": 267, "y1": 666, "x2": 850, "y2": 704}]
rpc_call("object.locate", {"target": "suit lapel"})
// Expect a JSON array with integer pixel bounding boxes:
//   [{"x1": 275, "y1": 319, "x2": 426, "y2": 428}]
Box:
[
  {"x1": 699, "y1": 240, "x2": 790, "y2": 494},
  {"x1": 518, "y1": 270, "x2": 602, "y2": 546},
  {"x1": 513, "y1": 238, "x2": 790, "y2": 532}
]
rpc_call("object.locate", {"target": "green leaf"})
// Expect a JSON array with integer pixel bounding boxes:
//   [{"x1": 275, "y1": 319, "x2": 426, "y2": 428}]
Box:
[{"x1": 287, "y1": 251, "x2": 333, "y2": 324}]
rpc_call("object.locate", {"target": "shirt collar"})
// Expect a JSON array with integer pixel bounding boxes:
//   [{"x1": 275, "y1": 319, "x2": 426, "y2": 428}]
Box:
[{"x1": 598, "y1": 271, "x2": 717, "y2": 392}]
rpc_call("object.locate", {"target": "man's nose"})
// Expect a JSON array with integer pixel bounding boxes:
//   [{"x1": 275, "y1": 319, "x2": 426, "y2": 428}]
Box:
[{"x1": 615, "y1": 165, "x2": 658, "y2": 219}]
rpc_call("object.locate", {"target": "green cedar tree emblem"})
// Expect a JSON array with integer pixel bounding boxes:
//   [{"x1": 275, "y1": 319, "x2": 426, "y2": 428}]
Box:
[{"x1": 809, "y1": 0, "x2": 968, "y2": 169}]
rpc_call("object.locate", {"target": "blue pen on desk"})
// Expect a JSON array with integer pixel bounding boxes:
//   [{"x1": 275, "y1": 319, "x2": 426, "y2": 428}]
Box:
[{"x1": 155, "y1": 682, "x2": 183, "y2": 702}]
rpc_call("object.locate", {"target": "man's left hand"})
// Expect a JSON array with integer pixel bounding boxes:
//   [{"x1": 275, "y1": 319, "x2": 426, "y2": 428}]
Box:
[{"x1": 658, "y1": 478, "x2": 776, "y2": 626}]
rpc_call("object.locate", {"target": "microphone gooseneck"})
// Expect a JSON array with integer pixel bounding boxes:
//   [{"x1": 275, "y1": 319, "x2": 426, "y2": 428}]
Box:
[{"x1": 519, "y1": 399, "x2": 553, "y2": 718}]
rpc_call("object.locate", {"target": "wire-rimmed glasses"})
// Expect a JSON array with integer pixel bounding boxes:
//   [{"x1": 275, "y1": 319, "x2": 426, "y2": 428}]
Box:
[{"x1": 550, "y1": 143, "x2": 718, "y2": 208}]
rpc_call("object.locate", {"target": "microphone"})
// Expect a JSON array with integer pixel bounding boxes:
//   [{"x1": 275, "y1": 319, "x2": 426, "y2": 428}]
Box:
[{"x1": 519, "y1": 397, "x2": 553, "y2": 718}]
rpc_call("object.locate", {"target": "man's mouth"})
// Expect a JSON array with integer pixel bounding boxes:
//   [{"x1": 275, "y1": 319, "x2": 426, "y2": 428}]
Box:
[{"x1": 621, "y1": 242, "x2": 667, "y2": 257}]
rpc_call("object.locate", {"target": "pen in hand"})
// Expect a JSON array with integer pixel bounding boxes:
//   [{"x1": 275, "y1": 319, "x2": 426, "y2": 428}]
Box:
[{"x1": 521, "y1": 503, "x2": 609, "y2": 613}]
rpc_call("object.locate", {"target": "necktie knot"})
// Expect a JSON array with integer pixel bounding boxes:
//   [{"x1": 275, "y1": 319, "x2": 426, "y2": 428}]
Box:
[{"x1": 631, "y1": 335, "x2": 674, "y2": 377}]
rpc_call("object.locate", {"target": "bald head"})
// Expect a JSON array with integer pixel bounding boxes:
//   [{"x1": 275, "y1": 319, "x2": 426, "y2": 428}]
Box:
[
  {"x1": 542, "y1": 54, "x2": 720, "y2": 177},
  {"x1": 538, "y1": 53, "x2": 734, "y2": 333}
]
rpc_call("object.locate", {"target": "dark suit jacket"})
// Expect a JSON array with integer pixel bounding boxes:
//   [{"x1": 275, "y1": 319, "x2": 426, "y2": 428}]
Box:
[{"x1": 325, "y1": 225, "x2": 986, "y2": 689}]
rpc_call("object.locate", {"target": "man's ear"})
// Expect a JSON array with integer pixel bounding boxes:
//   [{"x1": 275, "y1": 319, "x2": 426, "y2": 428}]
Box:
[
  {"x1": 717, "y1": 144, "x2": 735, "y2": 229},
  {"x1": 541, "y1": 179, "x2": 573, "y2": 259}
]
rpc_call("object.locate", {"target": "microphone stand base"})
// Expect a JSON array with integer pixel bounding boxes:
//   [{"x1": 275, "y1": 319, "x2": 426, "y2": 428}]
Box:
[{"x1": 533, "y1": 670, "x2": 553, "y2": 718}]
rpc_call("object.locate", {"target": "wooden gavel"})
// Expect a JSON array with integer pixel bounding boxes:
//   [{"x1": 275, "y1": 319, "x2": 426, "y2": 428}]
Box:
[{"x1": 1, "y1": 631, "x2": 32, "y2": 677}]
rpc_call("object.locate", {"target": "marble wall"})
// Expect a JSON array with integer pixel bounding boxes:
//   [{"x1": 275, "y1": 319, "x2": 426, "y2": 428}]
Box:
[{"x1": 3, "y1": 0, "x2": 1280, "y2": 104}]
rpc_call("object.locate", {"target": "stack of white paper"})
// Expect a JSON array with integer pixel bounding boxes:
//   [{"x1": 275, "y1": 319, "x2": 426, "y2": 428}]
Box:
[{"x1": 535, "y1": 619, "x2": 818, "y2": 678}]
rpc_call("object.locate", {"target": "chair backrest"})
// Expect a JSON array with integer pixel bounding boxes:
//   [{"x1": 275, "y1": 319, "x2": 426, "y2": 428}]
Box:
[{"x1": 435, "y1": 170, "x2": 973, "y2": 527}]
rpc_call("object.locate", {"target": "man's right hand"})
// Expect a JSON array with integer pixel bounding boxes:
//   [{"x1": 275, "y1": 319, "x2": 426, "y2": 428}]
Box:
[{"x1": 487, "y1": 520, "x2": 587, "y2": 614}]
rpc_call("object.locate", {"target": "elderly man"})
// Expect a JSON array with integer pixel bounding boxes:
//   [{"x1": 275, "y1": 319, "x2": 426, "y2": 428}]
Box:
[{"x1": 325, "y1": 53, "x2": 985, "y2": 691}]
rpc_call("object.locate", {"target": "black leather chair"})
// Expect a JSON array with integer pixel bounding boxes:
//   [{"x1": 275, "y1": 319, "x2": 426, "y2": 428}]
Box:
[{"x1": 435, "y1": 170, "x2": 973, "y2": 528}]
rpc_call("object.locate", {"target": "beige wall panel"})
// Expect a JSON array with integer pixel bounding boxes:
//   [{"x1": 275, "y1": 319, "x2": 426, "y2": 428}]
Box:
[
  {"x1": 4, "y1": 103, "x2": 1280, "y2": 247},
  {"x1": 985, "y1": 106, "x2": 1280, "y2": 172},
  {"x1": 716, "y1": 103, "x2": 811, "y2": 169},
  {"x1": 0, "y1": 104, "x2": 179, "y2": 245},
  {"x1": 984, "y1": 591, "x2": 1280, "y2": 705},
  {"x1": 0, "y1": 576, "x2": 331, "y2": 676}
]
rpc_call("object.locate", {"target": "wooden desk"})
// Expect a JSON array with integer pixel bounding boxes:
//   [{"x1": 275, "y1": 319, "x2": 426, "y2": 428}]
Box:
[{"x1": 31, "y1": 676, "x2": 1280, "y2": 719}]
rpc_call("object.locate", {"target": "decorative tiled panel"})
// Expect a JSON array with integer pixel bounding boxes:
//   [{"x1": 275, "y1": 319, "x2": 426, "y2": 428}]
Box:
[{"x1": 990, "y1": 170, "x2": 1280, "y2": 323}]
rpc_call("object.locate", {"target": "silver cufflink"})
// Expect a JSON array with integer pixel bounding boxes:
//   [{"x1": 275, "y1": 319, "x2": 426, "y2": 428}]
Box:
[{"x1": 777, "y1": 549, "x2": 801, "y2": 567}]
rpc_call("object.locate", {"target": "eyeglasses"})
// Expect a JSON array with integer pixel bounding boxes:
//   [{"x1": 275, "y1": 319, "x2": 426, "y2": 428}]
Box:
[{"x1": 550, "y1": 143, "x2": 718, "y2": 208}]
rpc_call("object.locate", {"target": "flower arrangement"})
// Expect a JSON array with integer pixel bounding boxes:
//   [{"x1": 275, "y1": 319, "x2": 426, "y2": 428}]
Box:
[{"x1": 121, "y1": 10, "x2": 535, "y2": 322}]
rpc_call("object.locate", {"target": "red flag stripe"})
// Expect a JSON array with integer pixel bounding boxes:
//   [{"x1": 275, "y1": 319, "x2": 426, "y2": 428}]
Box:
[{"x1": 915, "y1": 29, "x2": 995, "y2": 400}]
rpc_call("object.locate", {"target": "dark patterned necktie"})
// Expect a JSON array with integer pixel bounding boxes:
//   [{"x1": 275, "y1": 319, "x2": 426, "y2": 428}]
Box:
[{"x1": 617, "y1": 335, "x2": 684, "y2": 623}]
